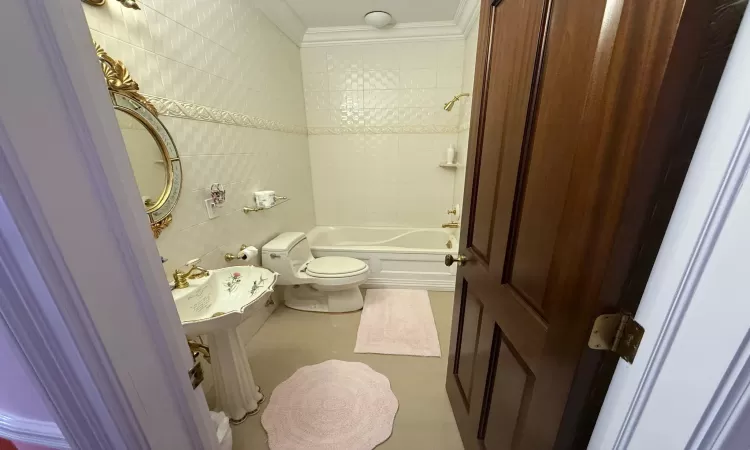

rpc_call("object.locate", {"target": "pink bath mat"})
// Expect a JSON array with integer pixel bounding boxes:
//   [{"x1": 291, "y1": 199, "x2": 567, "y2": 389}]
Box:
[
  {"x1": 261, "y1": 360, "x2": 398, "y2": 450},
  {"x1": 354, "y1": 289, "x2": 441, "y2": 357}
]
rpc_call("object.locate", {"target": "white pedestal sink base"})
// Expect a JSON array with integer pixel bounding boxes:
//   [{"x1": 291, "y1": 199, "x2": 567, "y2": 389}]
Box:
[
  {"x1": 209, "y1": 328, "x2": 264, "y2": 424},
  {"x1": 284, "y1": 285, "x2": 364, "y2": 313},
  {"x1": 173, "y1": 266, "x2": 279, "y2": 424}
]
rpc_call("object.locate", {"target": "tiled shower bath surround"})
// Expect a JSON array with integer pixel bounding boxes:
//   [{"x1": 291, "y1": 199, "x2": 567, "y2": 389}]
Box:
[
  {"x1": 455, "y1": 20, "x2": 480, "y2": 207},
  {"x1": 301, "y1": 41, "x2": 473, "y2": 227}
]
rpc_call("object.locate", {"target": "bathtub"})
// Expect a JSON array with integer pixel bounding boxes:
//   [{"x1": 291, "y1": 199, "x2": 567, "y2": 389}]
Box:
[{"x1": 307, "y1": 226, "x2": 459, "y2": 291}]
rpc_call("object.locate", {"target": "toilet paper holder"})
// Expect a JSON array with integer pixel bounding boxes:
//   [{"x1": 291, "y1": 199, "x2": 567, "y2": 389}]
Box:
[{"x1": 224, "y1": 244, "x2": 249, "y2": 262}]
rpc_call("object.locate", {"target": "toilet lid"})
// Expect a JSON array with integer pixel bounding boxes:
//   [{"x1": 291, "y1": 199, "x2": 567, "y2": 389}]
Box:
[{"x1": 306, "y1": 257, "x2": 368, "y2": 278}]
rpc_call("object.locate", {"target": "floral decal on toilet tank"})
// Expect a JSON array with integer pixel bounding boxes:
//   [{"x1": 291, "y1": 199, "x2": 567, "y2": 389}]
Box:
[{"x1": 225, "y1": 272, "x2": 242, "y2": 293}]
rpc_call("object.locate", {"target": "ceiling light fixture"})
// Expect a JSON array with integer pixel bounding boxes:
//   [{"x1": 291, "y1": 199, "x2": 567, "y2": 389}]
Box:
[{"x1": 364, "y1": 11, "x2": 393, "y2": 29}]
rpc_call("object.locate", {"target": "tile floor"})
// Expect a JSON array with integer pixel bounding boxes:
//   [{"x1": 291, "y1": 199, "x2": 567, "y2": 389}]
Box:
[{"x1": 231, "y1": 290, "x2": 464, "y2": 449}]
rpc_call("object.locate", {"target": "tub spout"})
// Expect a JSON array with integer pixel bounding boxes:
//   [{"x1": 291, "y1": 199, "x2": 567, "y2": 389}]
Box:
[{"x1": 442, "y1": 222, "x2": 459, "y2": 229}]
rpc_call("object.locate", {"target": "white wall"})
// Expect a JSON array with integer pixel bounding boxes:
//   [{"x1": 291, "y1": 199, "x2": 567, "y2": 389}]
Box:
[
  {"x1": 301, "y1": 41, "x2": 466, "y2": 227},
  {"x1": 82, "y1": 0, "x2": 316, "y2": 281},
  {"x1": 454, "y1": 20, "x2": 480, "y2": 207}
]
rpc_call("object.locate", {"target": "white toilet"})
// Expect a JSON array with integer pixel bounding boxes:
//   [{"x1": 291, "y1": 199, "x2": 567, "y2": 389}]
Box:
[{"x1": 262, "y1": 232, "x2": 369, "y2": 313}]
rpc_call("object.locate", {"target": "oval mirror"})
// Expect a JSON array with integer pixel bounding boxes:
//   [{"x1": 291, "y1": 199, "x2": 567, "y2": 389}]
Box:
[
  {"x1": 115, "y1": 109, "x2": 169, "y2": 209},
  {"x1": 96, "y1": 42, "x2": 182, "y2": 238}
]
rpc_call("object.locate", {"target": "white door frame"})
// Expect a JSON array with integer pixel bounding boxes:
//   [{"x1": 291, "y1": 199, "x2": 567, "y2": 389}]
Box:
[
  {"x1": 1, "y1": 1, "x2": 749, "y2": 449},
  {"x1": 0, "y1": 1, "x2": 216, "y2": 448}
]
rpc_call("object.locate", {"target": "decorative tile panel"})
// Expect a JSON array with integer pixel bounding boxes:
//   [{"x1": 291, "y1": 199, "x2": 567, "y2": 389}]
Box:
[
  {"x1": 143, "y1": 95, "x2": 308, "y2": 135},
  {"x1": 364, "y1": 90, "x2": 399, "y2": 109},
  {"x1": 328, "y1": 71, "x2": 365, "y2": 91},
  {"x1": 302, "y1": 40, "x2": 471, "y2": 227},
  {"x1": 364, "y1": 70, "x2": 400, "y2": 90},
  {"x1": 365, "y1": 108, "x2": 400, "y2": 127},
  {"x1": 302, "y1": 41, "x2": 467, "y2": 136}
]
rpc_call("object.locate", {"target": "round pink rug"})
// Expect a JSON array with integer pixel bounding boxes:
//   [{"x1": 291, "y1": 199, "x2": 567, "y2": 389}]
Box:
[{"x1": 261, "y1": 360, "x2": 398, "y2": 449}]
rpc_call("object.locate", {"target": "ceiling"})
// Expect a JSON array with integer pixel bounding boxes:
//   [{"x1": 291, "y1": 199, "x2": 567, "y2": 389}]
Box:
[{"x1": 284, "y1": 0, "x2": 463, "y2": 28}]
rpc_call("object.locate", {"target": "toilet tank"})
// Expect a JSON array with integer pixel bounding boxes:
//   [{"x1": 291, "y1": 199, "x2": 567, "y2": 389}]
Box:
[{"x1": 262, "y1": 232, "x2": 313, "y2": 284}]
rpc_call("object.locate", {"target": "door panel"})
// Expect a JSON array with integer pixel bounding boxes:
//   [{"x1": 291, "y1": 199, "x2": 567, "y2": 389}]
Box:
[
  {"x1": 446, "y1": 0, "x2": 747, "y2": 448},
  {"x1": 448, "y1": 0, "x2": 552, "y2": 444},
  {"x1": 455, "y1": 292, "x2": 483, "y2": 403},
  {"x1": 468, "y1": 0, "x2": 547, "y2": 263},
  {"x1": 484, "y1": 337, "x2": 533, "y2": 450}
]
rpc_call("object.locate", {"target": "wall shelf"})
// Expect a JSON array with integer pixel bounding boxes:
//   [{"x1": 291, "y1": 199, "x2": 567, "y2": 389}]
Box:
[
  {"x1": 439, "y1": 162, "x2": 459, "y2": 168},
  {"x1": 243, "y1": 196, "x2": 289, "y2": 213}
]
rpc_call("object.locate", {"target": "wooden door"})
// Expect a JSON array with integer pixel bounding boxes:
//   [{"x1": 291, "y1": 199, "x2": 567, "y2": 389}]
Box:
[{"x1": 446, "y1": 0, "x2": 747, "y2": 449}]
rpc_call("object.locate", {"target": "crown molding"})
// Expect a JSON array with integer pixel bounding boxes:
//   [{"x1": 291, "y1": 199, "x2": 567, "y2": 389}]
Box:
[
  {"x1": 456, "y1": 0, "x2": 481, "y2": 36},
  {"x1": 299, "y1": 0, "x2": 481, "y2": 47},
  {"x1": 301, "y1": 21, "x2": 465, "y2": 47},
  {"x1": 254, "y1": 0, "x2": 306, "y2": 45},
  {"x1": 454, "y1": 0, "x2": 470, "y2": 20}
]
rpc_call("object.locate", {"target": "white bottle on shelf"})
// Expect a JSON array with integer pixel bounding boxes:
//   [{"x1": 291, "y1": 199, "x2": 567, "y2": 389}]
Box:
[{"x1": 445, "y1": 144, "x2": 456, "y2": 164}]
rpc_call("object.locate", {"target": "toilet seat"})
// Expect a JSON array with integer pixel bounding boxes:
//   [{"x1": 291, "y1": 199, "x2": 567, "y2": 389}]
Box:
[{"x1": 305, "y1": 257, "x2": 368, "y2": 278}]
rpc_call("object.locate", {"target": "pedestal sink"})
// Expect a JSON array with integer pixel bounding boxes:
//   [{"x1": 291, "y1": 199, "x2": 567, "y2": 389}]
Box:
[{"x1": 173, "y1": 266, "x2": 278, "y2": 424}]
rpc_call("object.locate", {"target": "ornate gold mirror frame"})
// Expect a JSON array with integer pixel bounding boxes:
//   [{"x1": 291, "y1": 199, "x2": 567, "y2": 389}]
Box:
[{"x1": 96, "y1": 42, "x2": 182, "y2": 238}]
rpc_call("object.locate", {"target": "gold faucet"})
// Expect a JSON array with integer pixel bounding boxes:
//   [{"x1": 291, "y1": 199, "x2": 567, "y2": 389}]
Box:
[
  {"x1": 185, "y1": 261, "x2": 210, "y2": 279},
  {"x1": 172, "y1": 269, "x2": 189, "y2": 290},
  {"x1": 171, "y1": 258, "x2": 210, "y2": 290},
  {"x1": 443, "y1": 205, "x2": 460, "y2": 228},
  {"x1": 187, "y1": 338, "x2": 211, "y2": 364}
]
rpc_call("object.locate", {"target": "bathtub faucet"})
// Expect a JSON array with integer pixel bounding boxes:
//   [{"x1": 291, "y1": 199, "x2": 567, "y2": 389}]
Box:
[{"x1": 442, "y1": 221, "x2": 459, "y2": 229}]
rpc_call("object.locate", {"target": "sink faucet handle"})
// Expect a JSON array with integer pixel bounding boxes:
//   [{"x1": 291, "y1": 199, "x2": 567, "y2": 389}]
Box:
[
  {"x1": 184, "y1": 258, "x2": 210, "y2": 280},
  {"x1": 172, "y1": 269, "x2": 189, "y2": 290}
]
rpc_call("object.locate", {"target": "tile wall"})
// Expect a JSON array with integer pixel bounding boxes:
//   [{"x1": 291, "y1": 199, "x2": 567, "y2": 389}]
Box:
[
  {"x1": 455, "y1": 19, "x2": 481, "y2": 207},
  {"x1": 82, "y1": 0, "x2": 315, "y2": 274},
  {"x1": 301, "y1": 41, "x2": 467, "y2": 227},
  {"x1": 80, "y1": 0, "x2": 480, "y2": 403},
  {"x1": 82, "y1": 0, "x2": 315, "y2": 348}
]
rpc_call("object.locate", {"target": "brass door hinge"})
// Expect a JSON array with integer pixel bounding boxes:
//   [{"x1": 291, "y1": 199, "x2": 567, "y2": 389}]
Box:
[
  {"x1": 189, "y1": 352, "x2": 205, "y2": 389},
  {"x1": 588, "y1": 312, "x2": 644, "y2": 364}
]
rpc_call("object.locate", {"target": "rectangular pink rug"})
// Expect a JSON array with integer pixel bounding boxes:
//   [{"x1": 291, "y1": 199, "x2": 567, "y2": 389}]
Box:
[{"x1": 354, "y1": 289, "x2": 441, "y2": 357}]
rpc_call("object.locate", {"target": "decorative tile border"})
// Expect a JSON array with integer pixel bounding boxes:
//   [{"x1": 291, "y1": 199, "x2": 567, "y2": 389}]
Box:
[
  {"x1": 143, "y1": 95, "x2": 468, "y2": 136},
  {"x1": 458, "y1": 122, "x2": 471, "y2": 132},
  {"x1": 143, "y1": 95, "x2": 308, "y2": 135},
  {"x1": 308, "y1": 125, "x2": 460, "y2": 135}
]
